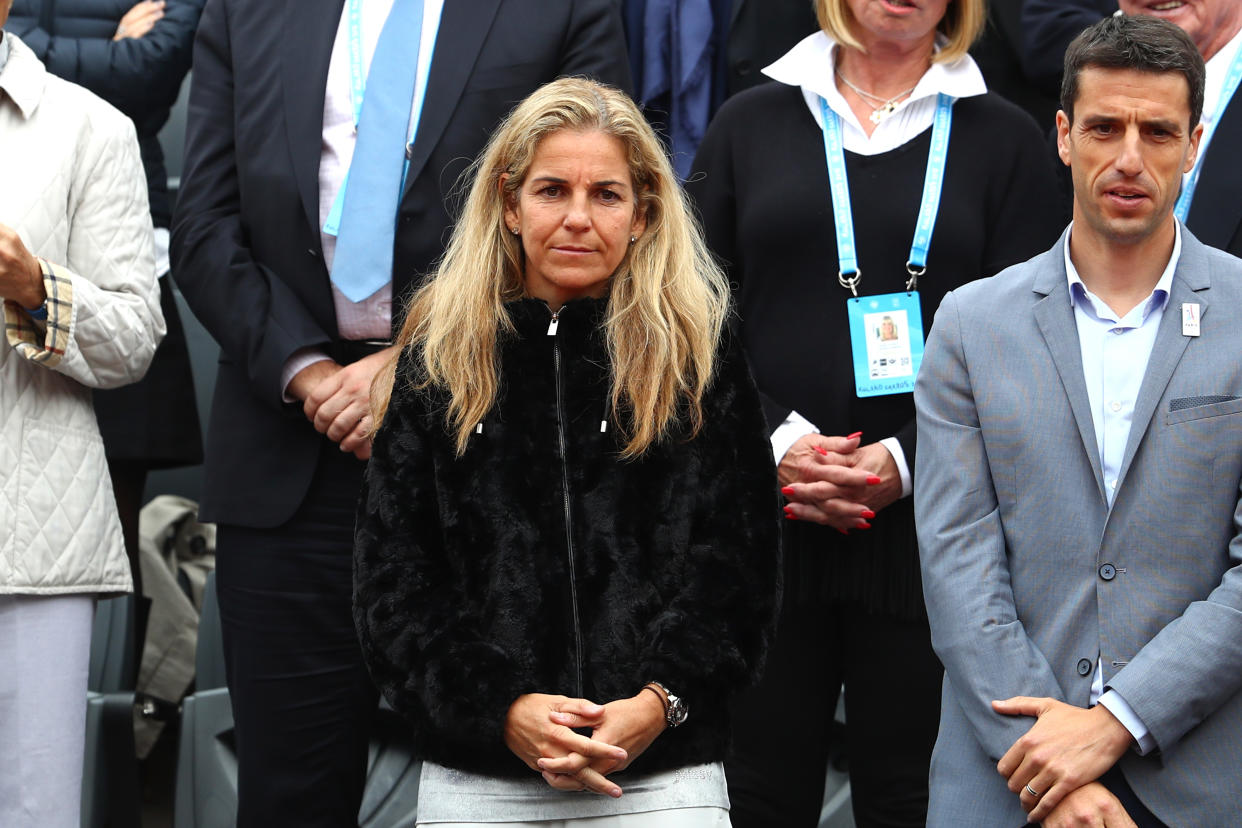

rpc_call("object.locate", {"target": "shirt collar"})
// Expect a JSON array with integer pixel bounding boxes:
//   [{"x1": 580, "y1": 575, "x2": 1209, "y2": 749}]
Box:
[
  {"x1": 0, "y1": 34, "x2": 46, "y2": 119},
  {"x1": 762, "y1": 30, "x2": 987, "y2": 116},
  {"x1": 0, "y1": 33, "x2": 9, "y2": 75},
  {"x1": 1063, "y1": 220, "x2": 1180, "y2": 322}
]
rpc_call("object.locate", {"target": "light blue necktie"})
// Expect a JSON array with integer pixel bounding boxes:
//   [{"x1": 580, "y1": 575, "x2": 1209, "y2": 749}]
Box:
[{"x1": 330, "y1": 0, "x2": 424, "y2": 303}]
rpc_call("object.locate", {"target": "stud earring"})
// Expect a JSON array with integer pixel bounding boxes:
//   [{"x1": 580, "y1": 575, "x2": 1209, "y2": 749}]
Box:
[
  {"x1": 510, "y1": 226, "x2": 520, "y2": 235},
  {"x1": 630, "y1": 235, "x2": 637, "y2": 244}
]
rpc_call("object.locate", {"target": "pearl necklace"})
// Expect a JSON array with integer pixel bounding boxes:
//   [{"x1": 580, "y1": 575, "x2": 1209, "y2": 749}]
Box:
[{"x1": 835, "y1": 68, "x2": 918, "y2": 125}]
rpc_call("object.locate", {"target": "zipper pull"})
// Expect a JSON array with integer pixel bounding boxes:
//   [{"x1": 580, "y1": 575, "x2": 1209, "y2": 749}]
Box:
[{"x1": 547, "y1": 310, "x2": 560, "y2": 336}]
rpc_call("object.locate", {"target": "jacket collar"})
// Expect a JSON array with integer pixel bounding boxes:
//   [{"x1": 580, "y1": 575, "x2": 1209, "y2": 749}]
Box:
[
  {"x1": 0, "y1": 33, "x2": 46, "y2": 120},
  {"x1": 507, "y1": 295, "x2": 609, "y2": 337}
]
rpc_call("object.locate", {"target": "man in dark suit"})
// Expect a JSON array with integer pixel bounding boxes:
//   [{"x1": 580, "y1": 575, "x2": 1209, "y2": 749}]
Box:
[
  {"x1": 170, "y1": 1, "x2": 630, "y2": 824},
  {"x1": 1119, "y1": 0, "x2": 1242, "y2": 255}
]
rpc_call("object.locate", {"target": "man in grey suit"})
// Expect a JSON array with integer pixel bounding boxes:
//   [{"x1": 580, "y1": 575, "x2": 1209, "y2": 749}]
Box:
[{"x1": 916, "y1": 15, "x2": 1242, "y2": 828}]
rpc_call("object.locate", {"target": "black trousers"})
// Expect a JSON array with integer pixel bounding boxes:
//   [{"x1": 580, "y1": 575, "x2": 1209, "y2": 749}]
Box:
[
  {"x1": 726, "y1": 593, "x2": 943, "y2": 828},
  {"x1": 215, "y1": 442, "x2": 378, "y2": 827}
]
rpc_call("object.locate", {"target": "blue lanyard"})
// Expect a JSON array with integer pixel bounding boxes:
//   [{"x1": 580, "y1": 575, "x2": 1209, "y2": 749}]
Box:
[
  {"x1": 1175, "y1": 46, "x2": 1242, "y2": 221},
  {"x1": 819, "y1": 93, "x2": 954, "y2": 295},
  {"x1": 347, "y1": 0, "x2": 367, "y2": 127}
]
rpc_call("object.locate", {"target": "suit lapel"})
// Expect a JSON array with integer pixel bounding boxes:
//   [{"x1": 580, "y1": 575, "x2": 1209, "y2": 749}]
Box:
[
  {"x1": 403, "y1": 0, "x2": 503, "y2": 195},
  {"x1": 1031, "y1": 234, "x2": 1108, "y2": 502},
  {"x1": 281, "y1": 0, "x2": 345, "y2": 237},
  {"x1": 731, "y1": 0, "x2": 745, "y2": 26},
  {"x1": 1112, "y1": 233, "x2": 1213, "y2": 496},
  {"x1": 1186, "y1": 91, "x2": 1242, "y2": 249},
  {"x1": 1034, "y1": 281, "x2": 1107, "y2": 504}
]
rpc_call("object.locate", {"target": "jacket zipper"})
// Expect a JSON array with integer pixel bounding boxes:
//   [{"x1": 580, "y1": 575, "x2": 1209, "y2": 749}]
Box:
[{"x1": 549, "y1": 308, "x2": 585, "y2": 697}]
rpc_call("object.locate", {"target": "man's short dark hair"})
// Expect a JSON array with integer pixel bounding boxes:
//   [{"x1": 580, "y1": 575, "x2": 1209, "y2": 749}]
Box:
[{"x1": 1061, "y1": 15, "x2": 1205, "y2": 128}]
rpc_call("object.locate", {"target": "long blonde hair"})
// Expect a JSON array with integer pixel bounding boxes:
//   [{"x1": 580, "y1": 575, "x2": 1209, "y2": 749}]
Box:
[
  {"x1": 371, "y1": 77, "x2": 729, "y2": 458},
  {"x1": 816, "y1": 0, "x2": 986, "y2": 63}
]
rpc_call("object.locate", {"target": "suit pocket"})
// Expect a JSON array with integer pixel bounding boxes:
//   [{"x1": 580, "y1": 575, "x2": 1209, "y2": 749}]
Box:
[{"x1": 1166, "y1": 396, "x2": 1242, "y2": 425}]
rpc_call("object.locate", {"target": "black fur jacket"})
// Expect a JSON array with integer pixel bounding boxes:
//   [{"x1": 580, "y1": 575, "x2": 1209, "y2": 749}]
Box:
[{"x1": 353, "y1": 296, "x2": 781, "y2": 778}]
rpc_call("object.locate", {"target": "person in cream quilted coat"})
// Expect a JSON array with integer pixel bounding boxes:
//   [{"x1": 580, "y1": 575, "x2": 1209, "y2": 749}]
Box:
[{"x1": 0, "y1": 7, "x2": 163, "y2": 823}]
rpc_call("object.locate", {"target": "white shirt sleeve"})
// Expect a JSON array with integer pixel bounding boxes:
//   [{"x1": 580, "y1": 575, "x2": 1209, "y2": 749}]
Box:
[
  {"x1": 878, "y1": 437, "x2": 913, "y2": 499},
  {"x1": 1098, "y1": 689, "x2": 1157, "y2": 756},
  {"x1": 770, "y1": 410, "x2": 819, "y2": 464},
  {"x1": 281, "y1": 347, "x2": 334, "y2": 403}
]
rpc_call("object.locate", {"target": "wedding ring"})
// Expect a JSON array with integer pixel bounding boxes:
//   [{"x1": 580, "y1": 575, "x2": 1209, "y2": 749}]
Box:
[{"x1": 1024, "y1": 783, "x2": 1042, "y2": 798}]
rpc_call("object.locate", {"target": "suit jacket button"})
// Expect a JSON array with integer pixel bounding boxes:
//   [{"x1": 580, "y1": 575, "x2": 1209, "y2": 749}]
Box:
[
  {"x1": 1099, "y1": 563, "x2": 1116, "y2": 581},
  {"x1": 1077, "y1": 658, "x2": 1092, "y2": 676}
]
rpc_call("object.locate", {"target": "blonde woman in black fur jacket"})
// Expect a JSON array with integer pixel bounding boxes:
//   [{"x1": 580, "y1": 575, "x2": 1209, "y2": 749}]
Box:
[{"x1": 353, "y1": 78, "x2": 781, "y2": 828}]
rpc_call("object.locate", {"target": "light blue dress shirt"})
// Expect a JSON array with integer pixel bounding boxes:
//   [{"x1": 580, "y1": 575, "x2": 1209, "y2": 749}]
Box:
[{"x1": 1063, "y1": 222, "x2": 1182, "y2": 756}]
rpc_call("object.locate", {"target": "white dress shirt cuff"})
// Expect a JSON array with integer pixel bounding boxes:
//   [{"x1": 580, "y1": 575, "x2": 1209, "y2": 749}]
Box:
[
  {"x1": 281, "y1": 347, "x2": 333, "y2": 403},
  {"x1": 878, "y1": 437, "x2": 913, "y2": 498},
  {"x1": 771, "y1": 410, "x2": 819, "y2": 464},
  {"x1": 1098, "y1": 690, "x2": 1157, "y2": 756}
]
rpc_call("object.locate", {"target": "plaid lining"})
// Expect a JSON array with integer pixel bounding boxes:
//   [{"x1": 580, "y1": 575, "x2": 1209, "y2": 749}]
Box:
[{"x1": 4, "y1": 257, "x2": 72, "y2": 367}]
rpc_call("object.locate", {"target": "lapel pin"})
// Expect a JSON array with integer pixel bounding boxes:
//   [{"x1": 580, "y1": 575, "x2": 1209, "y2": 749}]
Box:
[{"x1": 1182, "y1": 302, "x2": 1200, "y2": 337}]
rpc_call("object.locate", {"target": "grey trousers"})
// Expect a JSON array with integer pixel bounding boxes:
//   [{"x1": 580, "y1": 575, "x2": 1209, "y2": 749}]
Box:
[{"x1": 422, "y1": 808, "x2": 732, "y2": 827}]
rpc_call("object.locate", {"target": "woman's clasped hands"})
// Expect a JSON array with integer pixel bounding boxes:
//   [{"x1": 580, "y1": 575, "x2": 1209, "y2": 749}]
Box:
[
  {"x1": 778, "y1": 432, "x2": 903, "y2": 533},
  {"x1": 503, "y1": 691, "x2": 668, "y2": 798}
]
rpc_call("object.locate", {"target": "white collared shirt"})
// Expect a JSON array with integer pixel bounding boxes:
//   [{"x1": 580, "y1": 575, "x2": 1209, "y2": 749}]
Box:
[
  {"x1": 1063, "y1": 221, "x2": 1182, "y2": 756},
  {"x1": 761, "y1": 31, "x2": 987, "y2": 157},
  {"x1": 765, "y1": 32, "x2": 986, "y2": 492},
  {"x1": 282, "y1": 0, "x2": 443, "y2": 395}
]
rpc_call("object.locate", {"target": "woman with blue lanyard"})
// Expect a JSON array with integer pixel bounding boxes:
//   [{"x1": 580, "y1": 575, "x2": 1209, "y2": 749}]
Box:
[{"x1": 688, "y1": 0, "x2": 1065, "y2": 826}]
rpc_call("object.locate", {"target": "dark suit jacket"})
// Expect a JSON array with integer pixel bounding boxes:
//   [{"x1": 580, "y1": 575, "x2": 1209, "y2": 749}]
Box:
[
  {"x1": 1187, "y1": 89, "x2": 1242, "y2": 256},
  {"x1": 1020, "y1": 0, "x2": 1116, "y2": 95},
  {"x1": 171, "y1": 0, "x2": 632, "y2": 528},
  {"x1": 972, "y1": 0, "x2": 1060, "y2": 129},
  {"x1": 721, "y1": 0, "x2": 818, "y2": 97}
]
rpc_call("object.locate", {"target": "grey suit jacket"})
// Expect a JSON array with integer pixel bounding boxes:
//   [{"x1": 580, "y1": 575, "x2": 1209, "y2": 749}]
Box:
[{"x1": 914, "y1": 227, "x2": 1242, "y2": 827}]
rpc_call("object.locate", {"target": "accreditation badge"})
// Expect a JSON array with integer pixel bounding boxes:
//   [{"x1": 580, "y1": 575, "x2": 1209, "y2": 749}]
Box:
[{"x1": 847, "y1": 291, "x2": 925, "y2": 397}]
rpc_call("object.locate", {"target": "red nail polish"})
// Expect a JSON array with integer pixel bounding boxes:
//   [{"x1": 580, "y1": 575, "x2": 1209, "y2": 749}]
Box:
[
  {"x1": 781, "y1": 486, "x2": 795, "y2": 495},
  {"x1": 847, "y1": 431, "x2": 863, "y2": 439},
  {"x1": 857, "y1": 521, "x2": 872, "y2": 529},
  {"x1": 783, "y1": 505, "x2": 794, "y2": 514},
  {"x1": 784, "y1": 513, "x2": 799, "y2": 521},
  {"x1": 861, "y1": 510, "x2": 875, "y2": 519},
  {"x1": 836, "y1": 528, "x2": 849, "y2": 535},
  {"x1": 866, "y1": 475, "x2": 882, "y2": 485},
  {"x1": 813, "y1": 446, "x2": 829, "y2": 456}
]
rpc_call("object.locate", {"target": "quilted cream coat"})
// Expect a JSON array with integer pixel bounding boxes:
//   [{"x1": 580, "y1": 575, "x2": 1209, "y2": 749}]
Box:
[{"x1": 0, "y1": 33, "x2": 164, "y2": 595}]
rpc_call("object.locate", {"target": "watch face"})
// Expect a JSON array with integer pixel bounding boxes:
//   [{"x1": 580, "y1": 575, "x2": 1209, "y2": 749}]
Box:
[{"x1": 668, "y1": 694, "x2": 689, "y2": 726}]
